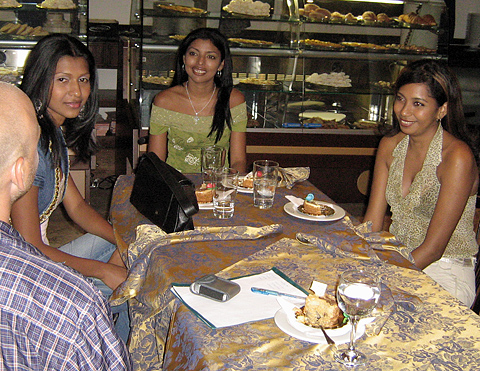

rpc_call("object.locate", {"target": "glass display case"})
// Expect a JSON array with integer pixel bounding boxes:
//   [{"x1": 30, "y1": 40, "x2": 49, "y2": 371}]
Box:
[
  {"x1": 0, "y1": 0, "x2": 87, "y2": 85},
  {"x1": 119, "y1": 0, "x2": 448, "y2": 202}
]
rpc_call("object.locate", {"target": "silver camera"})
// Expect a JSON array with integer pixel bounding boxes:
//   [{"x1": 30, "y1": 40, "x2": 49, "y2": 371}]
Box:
[{"x1": 190, "y1": 274, "x2": 240, "y2": 302}]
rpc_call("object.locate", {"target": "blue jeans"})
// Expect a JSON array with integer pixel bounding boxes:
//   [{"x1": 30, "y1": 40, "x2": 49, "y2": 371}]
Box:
[{"x1": 59, "y1": 233, "x2": 130, "y2": 343}]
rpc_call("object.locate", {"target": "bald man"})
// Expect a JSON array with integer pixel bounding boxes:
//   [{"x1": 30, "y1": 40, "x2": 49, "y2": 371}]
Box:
[{"x1": 0, "y1": 82, "x2": 132, "y2": 369}]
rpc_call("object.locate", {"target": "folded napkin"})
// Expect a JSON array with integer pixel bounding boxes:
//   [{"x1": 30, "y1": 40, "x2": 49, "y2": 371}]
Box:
[
  {"x1": 342, "y1": 218, "x2": 415, "y2": 264},
  {"x1": 278, "y1": 167, "x2": 310, "y2": 189},
  {"x1": 285, "y1": 195, "x2": 303, "y2": 207},
  {"x1": 246, "y1": 167, "x2": 310, "y2": 189}
]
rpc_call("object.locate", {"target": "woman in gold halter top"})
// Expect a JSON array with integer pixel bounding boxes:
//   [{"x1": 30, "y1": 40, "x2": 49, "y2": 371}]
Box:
[{"x1": 364, "y1": 60, "x2": 479, "y2": 307}]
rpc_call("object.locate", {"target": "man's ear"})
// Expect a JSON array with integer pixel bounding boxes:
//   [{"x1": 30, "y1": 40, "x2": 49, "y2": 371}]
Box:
[{"x1": 10, "y1": 157, "x2": 26, "y2": 194}]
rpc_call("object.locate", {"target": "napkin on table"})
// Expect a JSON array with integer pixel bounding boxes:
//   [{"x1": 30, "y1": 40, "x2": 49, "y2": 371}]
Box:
[{"x1": 246, "y1": 167, "x2": 310, "y2": 189}]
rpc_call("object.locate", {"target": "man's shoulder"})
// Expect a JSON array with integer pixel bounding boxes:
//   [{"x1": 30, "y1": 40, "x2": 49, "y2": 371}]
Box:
[{"x1": 0, "y1": 225, "x2": 105, "y2": 312}]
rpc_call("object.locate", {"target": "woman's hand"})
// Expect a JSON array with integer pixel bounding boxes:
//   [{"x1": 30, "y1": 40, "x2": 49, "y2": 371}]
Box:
[{"x1": 98, "y1": 262, "x2": 128, "y2": 290}]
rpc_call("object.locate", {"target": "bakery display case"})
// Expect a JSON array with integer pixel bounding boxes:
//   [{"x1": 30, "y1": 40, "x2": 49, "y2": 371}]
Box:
[
  {"x1": 118, "y1": 0, "x2": 448, "y2": 202},
  {"x1": 0, "y1": 0, "x2": 87, "y2": 85}
]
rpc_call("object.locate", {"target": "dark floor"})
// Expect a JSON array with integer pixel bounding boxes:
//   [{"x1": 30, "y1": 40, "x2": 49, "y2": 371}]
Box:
[{"x1": 47, "y1": 142, "x2": 366, "y2": 247}]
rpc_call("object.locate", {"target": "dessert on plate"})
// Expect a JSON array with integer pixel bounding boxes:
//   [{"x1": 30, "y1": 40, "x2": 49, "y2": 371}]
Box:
[
  {"x1": 302, "y1": 193, "x2": 335, "y2": 216},
  {"x1": 196, "y1": 183, "x2": 214, "y2": 203},
  {"x1": 295, "y1": 294, "x2": 345, "y2": 329}
]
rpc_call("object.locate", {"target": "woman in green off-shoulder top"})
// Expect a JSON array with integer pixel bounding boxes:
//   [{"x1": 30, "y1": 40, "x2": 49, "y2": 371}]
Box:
[{"x1": 148, "y1": 28, "x2": 247, "y2": 174}]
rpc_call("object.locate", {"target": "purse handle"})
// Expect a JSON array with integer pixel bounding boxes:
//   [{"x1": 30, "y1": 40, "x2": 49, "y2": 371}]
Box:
[{"x1": 144, "y1": 152, "x2": 198, "y2": 217}]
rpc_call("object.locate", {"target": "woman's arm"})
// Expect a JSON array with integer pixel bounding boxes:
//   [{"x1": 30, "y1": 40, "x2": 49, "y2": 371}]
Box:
[
  {"x1": 363, "y1": 136, "x2": 394, "y2": 231},
  {"x1": 229, "y1": 131, "x2": 246, "y2": 173},
  {"x1": 411, "y1": 142, "x2": 478, "y2": 269},
  {"x1": 148, "y1": 132, "x2": 168, "y2": 161},
  {"x1": 228, "y1": 88, "x2": 247, "y2": 173},
  {"x1": 11, "y1": 178, "x2": 127, "y2": 290}
]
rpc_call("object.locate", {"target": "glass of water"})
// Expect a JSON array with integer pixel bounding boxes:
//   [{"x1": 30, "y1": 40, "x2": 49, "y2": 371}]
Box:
[
  {"x1": 252, "y1": 160, "x2": 279, "y2": 209},
  {"x1": 213, "y1": 168, "x2": 239, "y2": 219},
  {"x1": 335, "y1": 269, "x2": 381, "y2": 367},
  {"x1": 201, "y1": 145, "x2": 225, "y2": 184}
]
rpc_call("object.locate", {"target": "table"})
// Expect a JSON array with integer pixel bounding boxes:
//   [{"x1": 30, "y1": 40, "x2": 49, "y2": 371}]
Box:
[
  {"x1": 163, "y1": 238, "x2": 480, "y2": 370},
  {"x1": 109, "y1": 174, "x2": 480, "y2": 370}
]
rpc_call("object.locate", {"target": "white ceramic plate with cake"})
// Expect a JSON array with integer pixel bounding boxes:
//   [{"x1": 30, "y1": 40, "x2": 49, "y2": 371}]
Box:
[
  {"x1": 198, "y1": 202, "x2": 213, "y2": 210},
  {"x1": 284, "y1": 201, "x2": 345, "y2": 221},
  {"x1": 274, "y1": 297, "x2": 366, "y2": 344},
  {"x1": 236, "y1": 176, "x2": 254, "y2": 193}
]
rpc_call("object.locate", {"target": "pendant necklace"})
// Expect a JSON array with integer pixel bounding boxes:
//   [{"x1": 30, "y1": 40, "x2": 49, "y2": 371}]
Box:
[{"x1": 185, "y1": 81, "x2": 216, "y2": 124}]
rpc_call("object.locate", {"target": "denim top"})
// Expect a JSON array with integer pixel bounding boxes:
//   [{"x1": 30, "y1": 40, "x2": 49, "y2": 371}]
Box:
[{"x1": 33, "y1": 127, "x2": 69, "y2": 218}]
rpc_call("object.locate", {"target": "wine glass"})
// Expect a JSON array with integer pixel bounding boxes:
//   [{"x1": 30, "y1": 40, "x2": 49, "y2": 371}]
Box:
[{"x1": 335, "y1": 269, "x2": 381, "y2": 367}]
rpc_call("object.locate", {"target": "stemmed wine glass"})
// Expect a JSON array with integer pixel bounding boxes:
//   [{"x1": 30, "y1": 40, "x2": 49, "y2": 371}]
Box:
[{"x1": 335, "y1": 269, "x2": 381, "y2": 367}]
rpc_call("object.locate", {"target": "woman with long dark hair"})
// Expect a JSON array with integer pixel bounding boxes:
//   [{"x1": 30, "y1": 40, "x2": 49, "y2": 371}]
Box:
[
  {"x1": 148, "y1": 27, "x2": 247, "y2": 173},
  {"x1": 11, "y1": 34, "x2": 130, "y2": 342},
  {"x1": 364, "y1": 59, "x2": 479, "y2": 306}
]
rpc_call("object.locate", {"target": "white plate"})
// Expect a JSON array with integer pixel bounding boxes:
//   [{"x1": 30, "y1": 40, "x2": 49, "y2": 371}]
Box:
[
  {"x1": 198, "y1": 202, "x2": 213, "y2": 210},
  {"x1": 299, "y1": 111, "x2": 346, "y2": 121},
  {"x1": 237, "y1": 185, "x2": 253, "y2": 194},
  {"x1": 275, "y1": 308, "x2": 366, "y2": 344},
  {"x1": 283, "y1": 202, "x2": 345, "y2": 222},
  {"x1": 236, "y1": 176, "x2": 254, "y2": 193}
]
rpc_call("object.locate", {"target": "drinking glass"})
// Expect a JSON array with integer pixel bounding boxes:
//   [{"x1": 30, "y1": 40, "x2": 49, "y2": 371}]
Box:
[
  {"x1": 335, "y1": 269, "x2": 381, "y2": 367},
  {"x1": 213, "y1": 167, "x2": 239, "y2": 219},
  {"x1": 252, "y1": 160, "x2": 279, "y2": 209},
  {"x1": 201, "y1": 145, "x2": 225, "y2": 184}
]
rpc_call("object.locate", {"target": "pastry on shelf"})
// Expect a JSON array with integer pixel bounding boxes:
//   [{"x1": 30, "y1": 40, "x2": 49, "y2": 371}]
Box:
[
  {"x1": 302, "y1": 39, "x2": 344, "y2": 50},
  {"x1": 399, "y1": 12, "x2": 437, "y2": 27},
  {"x1": 228, "y1": 38, "x2": 273, "y2": 46},
  {"x1": 37, "y1": 0, "x2": 76, "y2": 9},
  {"x1": 344, "y1": 13, "x2": 358, "y2": 24},
  {"x1": 361, "y1": 11, "x2": 377, "y2": 25},
  {"x1": 0, "y1": 23, "x2": 49, "y2": 36},
  {"x1": 330, "y1": 11, "x2": 345, "y2": 23},
  {"x1": 155, "y1": 4, "x2": 207, "y2": 15},
  {"x1": 421, "y1": 14, "x2": 437, "y2": 26},
  {"x1": 377, "y1": 13, "x2": 392, "y2": 24},
  {"x1": 308, "y1": 8, "x2": 331, "y2": 21},
  {"x1": 223, "y1": 0, "x2": 271, "y2": 17},
  {"x1": 0, "y1": 0, "x2": 21, "y2": 7}
]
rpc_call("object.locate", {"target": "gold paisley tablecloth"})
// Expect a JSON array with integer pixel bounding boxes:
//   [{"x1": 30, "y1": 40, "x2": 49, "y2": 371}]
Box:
[
  {"x1": 163, "y1": 238, "x2": 480, "y2": 370},
  {"x1": 109, "y1": 175, "x2": 423, "y2": 370}
]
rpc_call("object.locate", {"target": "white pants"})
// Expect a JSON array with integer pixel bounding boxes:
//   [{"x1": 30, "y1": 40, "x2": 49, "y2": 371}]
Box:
[{"x1": 423, "y1": 257, "x2": 476, "y2": 308}]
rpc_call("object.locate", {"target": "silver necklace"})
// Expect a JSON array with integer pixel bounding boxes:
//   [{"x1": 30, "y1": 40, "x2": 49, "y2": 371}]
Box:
[{"x1": 185, "y1": 81, "x2": 216, "y2": 124}]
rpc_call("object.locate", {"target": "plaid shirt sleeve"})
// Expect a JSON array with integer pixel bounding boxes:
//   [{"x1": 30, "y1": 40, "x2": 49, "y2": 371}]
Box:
[{"x1": 0, "y1": 222, "x2": 132, "y2": 370}]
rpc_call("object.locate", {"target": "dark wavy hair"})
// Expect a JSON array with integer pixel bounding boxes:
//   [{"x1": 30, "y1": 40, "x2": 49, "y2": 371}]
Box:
[
  {"x1": 171, "y1": 28, "x2": 233, "y2": 143},
  {"x1": 20, "y1": 33, "x2": 98, "y2": 166},
  {"x1": 387, "y1": 59, "x2": 479, "y2": 164}
]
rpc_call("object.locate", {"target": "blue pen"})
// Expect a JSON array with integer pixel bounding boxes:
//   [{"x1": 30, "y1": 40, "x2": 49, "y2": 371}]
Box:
[{"x1": 251, "y1": 287, "x2": 306, "y2": 300}]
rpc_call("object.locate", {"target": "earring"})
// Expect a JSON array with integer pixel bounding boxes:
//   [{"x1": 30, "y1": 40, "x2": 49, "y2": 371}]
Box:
[
  {"x1": 78, "y1": 105, "x2": 86, "y2": 120},
  {"x1": 34, "y1": 99, "x2": 42, "y2": 113},
  {"x1": 216, "y1": 70, "x2": 222, "y2": 78},
  {"x1": 182, "y1": 63, "x2": 185, "y2": 71},
  {"x1": 34, "y1": 99, "x2": 44, "y2": 119}
]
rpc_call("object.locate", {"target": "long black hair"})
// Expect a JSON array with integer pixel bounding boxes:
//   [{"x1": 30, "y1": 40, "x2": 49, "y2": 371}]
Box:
[
  {"x1": 387, "y1": 59, "x2": 479, "y2": 165},
  {"x1": 171, "y1": 28, "x2": 234, "y2": 143},
  {"x1": 20, "y1": 33, "x2": 99, "y2": 166}
]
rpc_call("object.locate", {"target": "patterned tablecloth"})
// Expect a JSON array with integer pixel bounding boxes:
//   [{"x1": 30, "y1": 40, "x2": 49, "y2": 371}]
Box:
[
  {"x1": 109, "y1": 174, "x2": 445, "y2": 370},
  {"x1": 163, "y1": 238, "x2": 480, "y2": 370}
]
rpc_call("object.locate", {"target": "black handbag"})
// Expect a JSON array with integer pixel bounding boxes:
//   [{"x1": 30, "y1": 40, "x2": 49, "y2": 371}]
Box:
[{"x1": 130, "y1": 152, "x2": 199, "y2": 233}]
